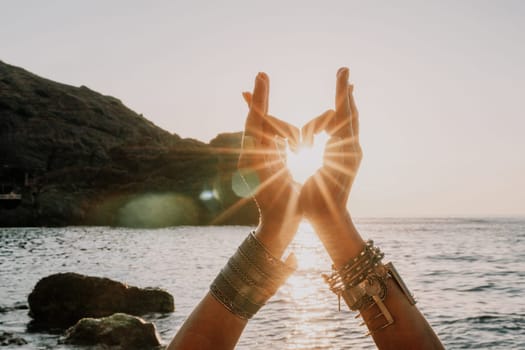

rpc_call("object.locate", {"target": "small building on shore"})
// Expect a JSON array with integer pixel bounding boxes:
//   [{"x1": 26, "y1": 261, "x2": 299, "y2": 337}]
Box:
[{"x1": 0, "y1": 165, "x2": 28, "y2": 209}]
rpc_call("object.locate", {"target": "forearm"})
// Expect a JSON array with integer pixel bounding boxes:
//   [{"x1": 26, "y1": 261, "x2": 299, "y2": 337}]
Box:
[
  {"x1": 256, "y1": 216, "x2": 301, "y2": 259},
  {"x1": 310, "y1": 211, "x2": 365, "y2": 268},
  {"x1": 311, "y1": 211, "x2": 444, "y2": 350},
  {"x1": 361, "y1": 279, "x2": 443, "y2": 349},
  {"x1": 168, "y1": 222, "x2": 298, "y2": 350},
  {"x1": 167, "y1": 293, "x2": 247, "y2": 350}
]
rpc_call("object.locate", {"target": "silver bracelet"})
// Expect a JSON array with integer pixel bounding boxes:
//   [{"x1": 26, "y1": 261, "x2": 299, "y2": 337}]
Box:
[
  {"x1": 323, "y1": 241, "x2": 416, "y2": 335},
  {"x1": 210, "y1": 231, "x2": 296, "y2": 319}
]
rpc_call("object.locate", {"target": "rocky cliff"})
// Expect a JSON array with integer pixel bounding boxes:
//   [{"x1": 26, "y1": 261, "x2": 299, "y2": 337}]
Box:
[{"x1": 0, "y1": 60, "x2": 258, "y2": 227}]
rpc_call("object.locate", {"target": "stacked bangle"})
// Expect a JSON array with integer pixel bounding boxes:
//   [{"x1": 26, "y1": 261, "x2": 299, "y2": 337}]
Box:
[
  {"x1": 210, "y1": 231, "x2": 296, "y2": 320},
  {"x1": 323, "y1": 240, "x2": 389, "y2": 311},
  {"x1": 323, "y1": 240, "x2": 416, "y2": 334}
]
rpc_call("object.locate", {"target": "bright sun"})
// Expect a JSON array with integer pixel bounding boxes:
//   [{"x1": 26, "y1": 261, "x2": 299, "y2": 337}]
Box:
[{"x1": 286, "y1": 132, "x2": 330, "y2": 184}]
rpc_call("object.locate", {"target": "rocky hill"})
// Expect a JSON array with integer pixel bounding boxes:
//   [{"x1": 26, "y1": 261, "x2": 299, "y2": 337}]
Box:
[{"x1": 0, "y1": 60, "x2": 258, "y2": 227}]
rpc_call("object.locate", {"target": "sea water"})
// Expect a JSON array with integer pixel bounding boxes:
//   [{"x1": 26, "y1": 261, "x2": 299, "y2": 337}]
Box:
[{"x1": 1, "y1": 218, "x2": 524, "y2": 349}]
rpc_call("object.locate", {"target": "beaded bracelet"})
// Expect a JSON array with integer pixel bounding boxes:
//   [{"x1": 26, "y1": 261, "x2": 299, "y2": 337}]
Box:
[{"x1": 210, "y1": 231, "x2": 296, "y2": 320}]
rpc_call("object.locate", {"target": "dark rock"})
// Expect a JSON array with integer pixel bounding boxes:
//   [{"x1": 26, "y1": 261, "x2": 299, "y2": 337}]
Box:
[
  {"x1": 0, "y1": 331, "x2": 27, "y2": 346},
  {"x1": 28, "y1": 272, "x2": 174, "y2": 329},
  {"x1": 0, "y1": 60, "x2": 259, "y2": 227},
  {"x1": 64, "y1": 313, "x2": 161, "y2": 349}
]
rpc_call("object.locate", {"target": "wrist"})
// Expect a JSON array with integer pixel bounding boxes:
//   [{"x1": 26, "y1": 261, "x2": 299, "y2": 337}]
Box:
[
  {"x1": 309, "y1": 211, "x2": 366, "y2": 268},
  {"x1": 309, "y1": 209, "x2": 351, "y2": 229},
  {"x1": 210, "y1": 231, "x2": 296, "y2": 320},
  {"x1": 256, "y1": 214, "x2": 301, "y2": 259},
  {"x1": 306, "y1": 207, "x2": 349, "y2": 230}
]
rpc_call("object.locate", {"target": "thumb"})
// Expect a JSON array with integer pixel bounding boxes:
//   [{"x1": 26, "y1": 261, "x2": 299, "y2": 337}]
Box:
[{"x1": 242, "y1": 91, "x2": 252, "y2": 107}]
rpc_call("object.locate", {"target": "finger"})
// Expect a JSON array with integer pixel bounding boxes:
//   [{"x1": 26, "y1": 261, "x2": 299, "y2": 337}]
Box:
[
  {"x1": 335, "y1": 67, "x2": 350, "y2": 117},
  {"x1": 348, "y1": 84, "x2": 359, "y2": 141},
  {"x1": 322, "y1": 136, "x2": 352, "y2": 195},
  {"x1": 264, "y1": 135, "x2": 287, "y2": 172},
  {"x1": 252, "y1": 72, "x2": 269, "y2": 117},
  {"x1": 252, "y1": 135, "x2": 291, "y2": 185},
  {"x1": 323, "y1": 136, "x2": 361, "y2": 198},
  {"x1": 242, "y1": 91, "x2": 252, "y2": 106},
  {"x1": 263, "y1": 72, "x2": 269, "y2": 116},
  {"x1": 301, "y1": 110, "x2": 335, "y2": 146},
  {"x1": 245, "y1": 74, "x2": 267, "y2": 143},
  {"x1": 287, "y1": 124, "x2": 300, "y2": 151},
  {"x1": 323, "y1": 136, "x2": 344, "y2": 170},
  {"x1": 238, "y1": 135, "x2": 258, "y2": 170},
  {"x1": 264, "y1": 115, "x2": 300, "y2": 148},
  {"x1": 240, "y1": 75, "x2": 267, "y2": 170},
  {"x1": 329, "y1": 67, "x2": 351, "y2": 137}
]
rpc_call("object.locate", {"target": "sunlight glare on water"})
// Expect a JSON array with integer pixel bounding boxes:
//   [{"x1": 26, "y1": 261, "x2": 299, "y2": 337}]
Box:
[
  {"x1": 290, "y1": 222, "x2": 326, "y2": 270},
  {"x1": 286, "y1": 223, "x2": 327, "y2": 302}
]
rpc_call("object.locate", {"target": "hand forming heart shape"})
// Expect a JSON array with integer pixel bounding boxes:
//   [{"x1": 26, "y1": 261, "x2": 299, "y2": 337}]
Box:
[
  {"x1": 273, "y1": 109, "x2": 350, "y2": 185},
  {"x1": 237, "y1": 68, "x2": 361, "y2": 233},
  {"x1": 239, "y1": 78, "x2": 359, "y2": 188},
  {"x1": 239, "y1": 95, "x2": 331, "y2": 185},
  {"x1": 232, "y1": 68, "x2": 360, "y2": 262}
]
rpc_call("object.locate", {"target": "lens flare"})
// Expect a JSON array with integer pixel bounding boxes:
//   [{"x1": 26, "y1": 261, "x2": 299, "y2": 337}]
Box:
[{"x1": 117, "y1": 192, "x2": 198, "y2": 227}]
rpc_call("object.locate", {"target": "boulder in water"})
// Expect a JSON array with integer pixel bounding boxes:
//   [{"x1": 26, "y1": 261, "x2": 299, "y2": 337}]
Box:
[
  {"x1": 28, "y1": 272, "x2": 174, "y2": 328},
  {"x1": 63, "y1": 313, "x2": 162, "y2": 349}
]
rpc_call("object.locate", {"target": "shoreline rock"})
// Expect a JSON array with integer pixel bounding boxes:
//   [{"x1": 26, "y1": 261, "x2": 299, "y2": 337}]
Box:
[
  {"x1": 63, "y1": 313, "x2": 162, "y2": 349},
  {"x1": 28, "y1": 272, "x2": 174, "y2": 329}
]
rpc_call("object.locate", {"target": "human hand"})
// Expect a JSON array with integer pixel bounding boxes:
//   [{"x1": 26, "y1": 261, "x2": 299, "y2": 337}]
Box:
[
  {"x1": 299, "y1": 67, "x2": 362, "y2": 225},
  {"x1": 238, "y1": 72, "x2": 301, "y2": 258}
]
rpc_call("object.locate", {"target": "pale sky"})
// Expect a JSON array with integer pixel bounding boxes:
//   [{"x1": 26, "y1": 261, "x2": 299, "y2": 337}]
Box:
[{"x1": 1, "y1": 0, "x2": 524, "y2": 217}]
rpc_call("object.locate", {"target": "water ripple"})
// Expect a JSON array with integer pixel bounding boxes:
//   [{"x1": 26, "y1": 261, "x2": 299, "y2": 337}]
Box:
[{"x1": 1, "y1": 218, "x2": 524, "y2": 349}]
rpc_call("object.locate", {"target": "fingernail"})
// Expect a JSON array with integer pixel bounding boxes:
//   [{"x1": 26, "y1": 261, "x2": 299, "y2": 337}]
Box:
[
  {"x1": 257, "y1": 72, "x2": 268, "y2": 81},
  {"x1": 337, "y1": 67, "x2": 349, "y2": 79}
]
